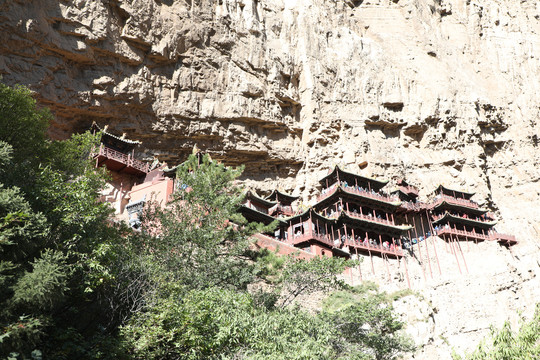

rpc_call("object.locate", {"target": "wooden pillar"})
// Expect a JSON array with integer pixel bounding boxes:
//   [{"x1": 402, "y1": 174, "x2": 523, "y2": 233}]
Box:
[
  {"x1": 369, "y1": 249, "x2": 375, "y2": 275},
  {"x1": 356, "y1": 247, "x2": 362, "y2": 282},
  {"x1": 420, "y1": 214, "x2": 433, "y2": 279},
  {"x1": 456, "y1": 236, "x2": 469, "y2": 274},
  {"x1": 449, "y1": 234, "x2": 462, "y2": 275},
  {"x1": 309, "y1": 211, "x2": 315, "y2": 236},
  {"x1": 403, "y1": 256, "x2": 411, "y2": 289},
  {"x1": 384, "y1": 253, "x2": 391, "y2": 281},
  {"x1": 424, "y1": 210, "x2": 442, "y2": 276},
  {"x1": 412, "y1": 215, "x2": 426, "y2": 281}
]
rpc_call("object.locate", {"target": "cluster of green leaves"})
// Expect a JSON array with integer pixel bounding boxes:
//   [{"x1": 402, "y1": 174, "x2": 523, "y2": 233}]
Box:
[
  {"x1": 0, "y1": 81, "x2": 414, "y2": 360},
  {"x1": 453, "y1": 304, "x2": 540, "y2": 360},
  {"x1": 0, "y1": 82, "x2": 126, "y2": 359},
  {"x1": 120, "y1": 153, "x2": 413, "y2": 359}
]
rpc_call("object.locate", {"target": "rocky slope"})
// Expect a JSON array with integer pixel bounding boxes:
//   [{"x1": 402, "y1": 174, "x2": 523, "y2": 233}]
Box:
[{"x1": 1, "y1": 0, "x2": 539, "y2": 357}]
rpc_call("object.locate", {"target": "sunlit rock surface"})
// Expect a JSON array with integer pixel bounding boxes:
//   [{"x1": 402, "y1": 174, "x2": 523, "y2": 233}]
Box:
[{"x1": 1, "y1": 0, "x2": 539, "y2": 357}]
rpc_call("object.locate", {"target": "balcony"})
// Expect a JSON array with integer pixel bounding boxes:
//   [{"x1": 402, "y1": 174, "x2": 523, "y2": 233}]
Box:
[
  {"x1": 400, "y1": 201, "x2": 428, "y2": 212},
  {"x1": 490, "y1": 232, "x2": 517, "y2": 245},
  {"x1": 399, "y1": 185, "x2": 419, "y2": 197},
  {"x1": 317, "y1": 183, "x2": 400, "y2": 206},
  {"x1": 431, "y1": 212, "x2": 495, "y2": 227},
  {"x1": 435, "y1": 227, "x2": 490, "y2": 241},
  {"x1": 344, "y1": 238, "x2": 404, "y2": 257},
  {"x1": 288, "y1": 229, "x2": 334, "y2": 248},
  {"x1": 431, "y1": 194, "x2": 480, "y2": 210},
  {"x1": 94, "y1": 144, "x2": 149, "y2": 175},
  {"x1": 343, "y1": 210, "x2": 399, "y2": 228},
  {"x1": 269, "y1": 204, "x2": 295, "y2": 217}
]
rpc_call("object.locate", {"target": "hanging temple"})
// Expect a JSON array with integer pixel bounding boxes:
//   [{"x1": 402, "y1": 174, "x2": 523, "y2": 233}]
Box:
[{"x1": 91, "y1": 124, "x2": 518, "y2": 286}]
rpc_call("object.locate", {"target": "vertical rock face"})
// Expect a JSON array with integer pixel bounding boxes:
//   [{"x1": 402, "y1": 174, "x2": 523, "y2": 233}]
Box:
[{"x1": 1, "y1": 0, "x2": 539, "y2": 356}]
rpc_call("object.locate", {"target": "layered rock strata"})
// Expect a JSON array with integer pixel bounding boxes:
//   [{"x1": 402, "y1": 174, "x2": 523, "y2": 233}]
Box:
[{"x1": 1, "y1": 0, "x2": 539, "y2": 357}]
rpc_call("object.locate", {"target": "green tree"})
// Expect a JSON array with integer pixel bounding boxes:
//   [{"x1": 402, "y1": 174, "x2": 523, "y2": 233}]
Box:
[
  {"x1": 136, "y1": 153, "x2": 270, "y2": 291},
  {"x1": 121, "y1": 154, "x2": 413, "y2": 360},
  {"x1": 453, "y1": 304, "x2": 540, "y2": 360},
  {"x1": 0, "y1": 82, "x2": 126, "y2": 359}
]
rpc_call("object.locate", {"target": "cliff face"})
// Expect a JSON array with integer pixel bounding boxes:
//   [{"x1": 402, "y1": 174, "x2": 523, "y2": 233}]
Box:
[{"x1": 1, "y1": 0, "x2": 539, "y2": 356}]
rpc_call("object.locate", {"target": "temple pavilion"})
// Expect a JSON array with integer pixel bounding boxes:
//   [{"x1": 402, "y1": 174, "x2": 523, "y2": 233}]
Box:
[
  {"x1": 262, "y1": 166, "x2": 412, "y2": 259},
  {"x1": 92, "y1": 123, "x2": 149, "y2": 176},
  {"x1": 310, "y1": 166, "x2": 410, "y2": 258},
  {"x1": 266, "y1": 190, "x2": 298, "y2": 217},
  {"x1": 429, "y1": 185, "x2": 517, "y2": 246}
]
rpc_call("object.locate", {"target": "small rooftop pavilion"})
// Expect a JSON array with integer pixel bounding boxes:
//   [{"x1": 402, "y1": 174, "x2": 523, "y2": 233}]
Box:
[
  {"x1": 265, "y1": 189, "x2": 299, "y2": 205},
  {"x1": 319, "y1": 165, "x2": 388, "y2": 192},
  {"x1": 434, "y1": 185, "x2": 475, "y2": 200},
  {"x1": 92, "y1": 123, "x2": 149, "y2": 176}
]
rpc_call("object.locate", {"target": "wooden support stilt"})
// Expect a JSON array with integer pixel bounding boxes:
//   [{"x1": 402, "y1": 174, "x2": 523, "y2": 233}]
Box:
[
  {"x1": 449, "y1": 234, "x2": 462, "y2": 274},
  {"x1": 419, "y1": 215, "x2": 433, "y2": 279},
  {"x1": 425, "y1": 210, "x2": 442, "y2": 276},
  {"x1": 356, "y1": 247, "x2": 362, "y2": 282},
  {"x1": 369, "y1": 250, "x2": 375, "y2": 275},
  {"x1": 411, "y1": 215, "x2": 426, "y2": 281},
  {"x1": 403, "y1": 257, "x2": 411, "y2": 289},
  {"x1": 384, "y1": 254, "x2": 391, "y2": 282},
  {"x1": 456, "y1": 236, "x2": 469, "y2": 274}
]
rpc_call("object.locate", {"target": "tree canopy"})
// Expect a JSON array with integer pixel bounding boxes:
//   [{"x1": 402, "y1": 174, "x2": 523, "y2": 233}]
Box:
[{"x1": 0, "y1": 81, "x2": 414, "y2": 360}]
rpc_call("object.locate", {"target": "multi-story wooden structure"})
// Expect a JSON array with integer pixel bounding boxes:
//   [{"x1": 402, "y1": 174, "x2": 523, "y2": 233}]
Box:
[
  {"x1": 269, "y1": 167, "x2": 411, "y2": 259},
  {"x1": 266, "y1": 190, "x2": 298, "y2": 217},
  {"x1": 311, "y1": 166, "x2": 410, "y2": 258},
  {"x1": 429, "y1": 185, "x2": 517, "y2": 246},
  {"x1": 92, "y1": 123, "x2": 150, "y2": 176}
]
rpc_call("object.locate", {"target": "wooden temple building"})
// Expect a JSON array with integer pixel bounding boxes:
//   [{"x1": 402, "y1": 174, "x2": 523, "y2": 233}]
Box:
[
  {"x1": 92, "y1": 123, "x2": 150, "y2": 176},
  {"x1": 241, "y1": 167, "x2": 414, "y2": 261},
  {"x1": 90, "y1": 125, "x2": 518, "y2": 284},
  {"x1": 240, "y1": 166, "x2": 518, "y2": 267},
  {"x1": 92, "y1": 124, "x2": 174, "y2": 226},
  {"x1": 429, "y1": 185, "x2": 517, "y2": 246}
]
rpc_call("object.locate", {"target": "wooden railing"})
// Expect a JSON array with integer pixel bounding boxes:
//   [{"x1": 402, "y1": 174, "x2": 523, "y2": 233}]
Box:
[
  {"x1": 399, "y1": 185, "x2": 419, "y2": 196},
  {"x1": 400, "y1": 201, "x2": 427, "y2": 212},
  {"x1": 96, "y1": 145, "x2": 149, "y2": 173},
  {"x1": 343, "y1": 210, "x2": 397, "y2": 227},
  {"x1": 431, "y1": 194, "x2": 479, "y2": 209},
  {"x1": 269, "y1": 204, "x2": 294, "y2": 216},
  {"x1": 435, "y1": 227, "x2": 490, "y2": 241},
  {"x1": 344, "y1": 238, "x2": 404, "y2": 257},
  {"x1": 288, "y1": 228, "x2": 404, "y2": 257},
  {"x1": 490, "y1": 232, "x2": 517, "y2": 243},
  {"x1": 317, "y1": 182, "x2": 399, "y2": 205},
  {"x1": 289, "y1": 229, "x2": 334, "y2": 247},
  {"x1": 432, "y1": 212, "x2": 493, "y2": 225},
  {"x1": 245, "y1": 202, "x2": 269, "y2": 214}
]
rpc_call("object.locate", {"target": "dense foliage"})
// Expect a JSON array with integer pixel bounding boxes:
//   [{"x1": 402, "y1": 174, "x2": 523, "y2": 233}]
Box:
[
  {"x1": 454, "y1": 304, "x2": 540, "y2": 360},
  {"x1": 0, "y1": 82, "x2": 413, "y2": 359},
  {"x1": 0, "y1": 82, "x2": 127, "y2": 358},
  {"x1": 121, "y1": 154, "x2": 413, "y2": 359}
]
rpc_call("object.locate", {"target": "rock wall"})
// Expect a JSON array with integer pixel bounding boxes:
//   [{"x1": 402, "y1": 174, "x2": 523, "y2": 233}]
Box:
[{"x1": 1, "y1": 0, "x2": 539, "y2": 356}]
